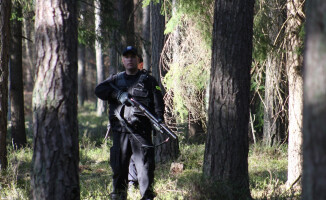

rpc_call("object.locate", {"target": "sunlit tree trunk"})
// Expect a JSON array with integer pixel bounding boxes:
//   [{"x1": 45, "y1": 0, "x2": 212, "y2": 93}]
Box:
[
  {"x1": 78, "y1": 43, "x2": 86, "y2": 106},
  {"x1": 142, "y1": 4, "x2": 151, "y2": 70},
  {"x1": 203, "y1": 0, "x2": 254, "y2": 198},
  {"x1": 303, "y1": 0, "x2": 326, "y2": 198},
  {"x1": 94, "y1": 0, "x2": 106, "y2": 116},
  {"x1": 286, "y1": 0, "x2": 304, "y2": 189},
  {"x1": 10, "y1": 2, "x2": 27, "y2": 149},
  {"x1": 0, "y1": 0, "x2": 11, "y2": 171},
  {"x1": 151, "y1": 0, "x2": 179, "y2": 163},
  {"x1": 263, "y1": 0, "x2": 286, "y2": 146},
  {"x1": 31, "y1": 0, "x2": 80, "y2": 199}
]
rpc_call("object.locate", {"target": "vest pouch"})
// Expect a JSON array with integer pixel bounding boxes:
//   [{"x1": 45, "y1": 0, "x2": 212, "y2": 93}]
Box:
[
  {"x1": 131, "y1": 87, "x2": 150, "y2": 109},
  {"x1": 132, "y1": 87, "x2": 148, "y2": 98}
]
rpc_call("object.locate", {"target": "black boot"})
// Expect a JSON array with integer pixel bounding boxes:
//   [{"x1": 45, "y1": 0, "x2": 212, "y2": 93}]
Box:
[{"x1": 110, "y1": 192, "x2": 127, "y2": 200}]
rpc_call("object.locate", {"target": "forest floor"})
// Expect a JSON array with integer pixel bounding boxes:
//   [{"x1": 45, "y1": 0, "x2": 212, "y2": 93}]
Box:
[{"x1": 1, "y1": 102, "x2": 301, "y2": 200}]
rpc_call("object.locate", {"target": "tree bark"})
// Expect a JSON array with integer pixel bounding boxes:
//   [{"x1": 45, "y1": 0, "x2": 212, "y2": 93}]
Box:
[
  {"x1": 0, "y1": 0, "x2": 11, "y2": 171},
  {"x1": 187, "y1": 112, "x2": 205, "y2": 143},
  {"x1": 109, "y1": 39, "x2": 119, "y2": 75},
  {"x1": 94, "y1": 0, "x2": 106, "y2": 116},
  {"x1": 303, "y1": 0, "x2": 326, "y2": 198},
  {"x1": 150, "y1": 0, "x2": 165, "y2": 81},
  {"x1": 22, "y1": 12, "x2": 36, "y2": 91},
  {"x1": 263, "y1": 0, "x2": 286, "y2": 146},
  {"x1": 10, "y1": 2, "x2": 27, "y2": 149},
  {"x1": 203, "y1": 0, "x2": 254, "y2": 199},
  {"x1": 286, "y1": 0, "x2": 304, "y2": 189},
  {"x1": 151, "y1": 0, "x2": 179, "y2": 163},
  {"x1": 142, "y1": 4, "x2": 151, "y2": 71},
  {"x1": 31, "y1": 0, "x2": 80, "y2": 199}
]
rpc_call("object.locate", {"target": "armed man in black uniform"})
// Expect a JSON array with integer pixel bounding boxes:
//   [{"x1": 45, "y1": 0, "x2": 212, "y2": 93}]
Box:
[{"x1": 95, "y1": 46, "x2": 164, "y2": 200}]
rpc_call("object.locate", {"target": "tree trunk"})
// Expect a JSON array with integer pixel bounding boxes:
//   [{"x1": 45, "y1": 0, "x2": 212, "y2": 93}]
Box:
[
  {"x1": 150, "y1": 0, "x2": 164, "y2": 81},
  {"x1": 151, "y1": 0, "x2": 179, "y2": 163},
  {"x1": 78, "y1": 43, "x2": 86, "y2": 106},
  {"x1": 203, "y1": 0, "x2": 254, "y2": 199},
  {"x1": 286, "y1": 0, "x2": 304, "y2": 189},
  {"x1": 94, "y1": 0, "x2": 106, "y2": 116},
  {"x1": 263, "y1": 0, "x2": 286, "y2": 146},
  {"x1": 0, "y1": 0, "x2": 11, "y2": 171},
  {"x1": 31, "y1": 0, "x2": 80, "y2": 199},
  {"x1": 142, "y1": 4, "x2": 151, "y2": 71},
  {"x1": 77, "y1": 0, "x2": 87, "y2": 107},
  {"x1": 112, "y1": 0, "x2": 135, "y2": 72},
  {"x1": 22, "y1": 13, "x2": 36, "y2": 91},
  {"x1": 109, "y1": 40, "x2": 119, "y2": 75},
  {"x1": 10, "y1": 2, "x2": 27, "y2": 149},
  {"x1": 108, "y1": 1, "x2": 120, "y2": 74},
  {"x1": 120, "y1": 0, "x2": 135, "y2": 46},
  {"x1": 187, "y1": 112, "x2": 205, "y2": 143},
  {"x1": 303, "y1": 0, "x2": 326, "y2": 198},
  {"x1": 85, "y1": 46, "x2": 96, "y2": 101}
]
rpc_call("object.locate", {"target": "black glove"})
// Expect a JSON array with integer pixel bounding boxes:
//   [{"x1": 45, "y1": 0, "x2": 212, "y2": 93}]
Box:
[{"x1": 117, "y1": 91, "x2": 132, "y2": 106}]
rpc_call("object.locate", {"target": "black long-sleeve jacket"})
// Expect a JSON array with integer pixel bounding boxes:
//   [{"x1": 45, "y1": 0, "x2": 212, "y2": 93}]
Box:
[{"x1": 95, "y1": 70, "x2": 165, "y2": 123}]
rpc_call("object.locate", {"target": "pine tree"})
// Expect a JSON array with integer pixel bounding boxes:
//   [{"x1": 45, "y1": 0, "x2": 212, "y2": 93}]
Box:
[
  {"x1": 303, "y1": 0, "x2": 326, "y2": 198},
  {"x1": 0, "y1": 0, "x2": 11, "y2": 171},
  {"x1": 203, "y1": 0, "x2": 254, "y2": 198},
  {"x1": 286, "y1": 0, "x2": 304, "y2": 189},
  {"x1": 10, "y1": 1, "x2": 27, "y2": 149},
  {"x1": 31, "y1": 0, "x2": 80, "y2": 198}
]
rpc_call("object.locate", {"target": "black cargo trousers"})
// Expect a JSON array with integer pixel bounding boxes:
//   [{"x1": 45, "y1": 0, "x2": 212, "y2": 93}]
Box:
[{"x1": 110, "y1": 118, "x2": 155, "y2": 199}]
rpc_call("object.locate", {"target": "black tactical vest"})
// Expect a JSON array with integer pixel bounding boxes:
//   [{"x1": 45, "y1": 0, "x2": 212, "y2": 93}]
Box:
[{"x1": 109, "y1": 70, "x2": 153, "y2": 123}]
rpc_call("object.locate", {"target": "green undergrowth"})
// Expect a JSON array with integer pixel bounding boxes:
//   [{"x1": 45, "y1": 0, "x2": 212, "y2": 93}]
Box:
[
  {"x1": 1, "y1": 102, "x2": 300, "y2": 199},
  {"x1": 249, "y1": 143, "x2": 300, "y2": 199}
]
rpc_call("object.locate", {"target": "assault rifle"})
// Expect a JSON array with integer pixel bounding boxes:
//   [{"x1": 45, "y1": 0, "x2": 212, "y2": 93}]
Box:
[
  {"x1": 128, "y1": 98, "x2": 178, "y2": 140},
  {"x1": 109, "y1": 83, "x2": 178, "y2": 141}
]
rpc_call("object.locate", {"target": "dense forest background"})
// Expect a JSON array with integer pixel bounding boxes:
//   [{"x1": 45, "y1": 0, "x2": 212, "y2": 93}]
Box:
[{"x1": 1, "y1": 0, "x2": 326, "y2": 199}]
